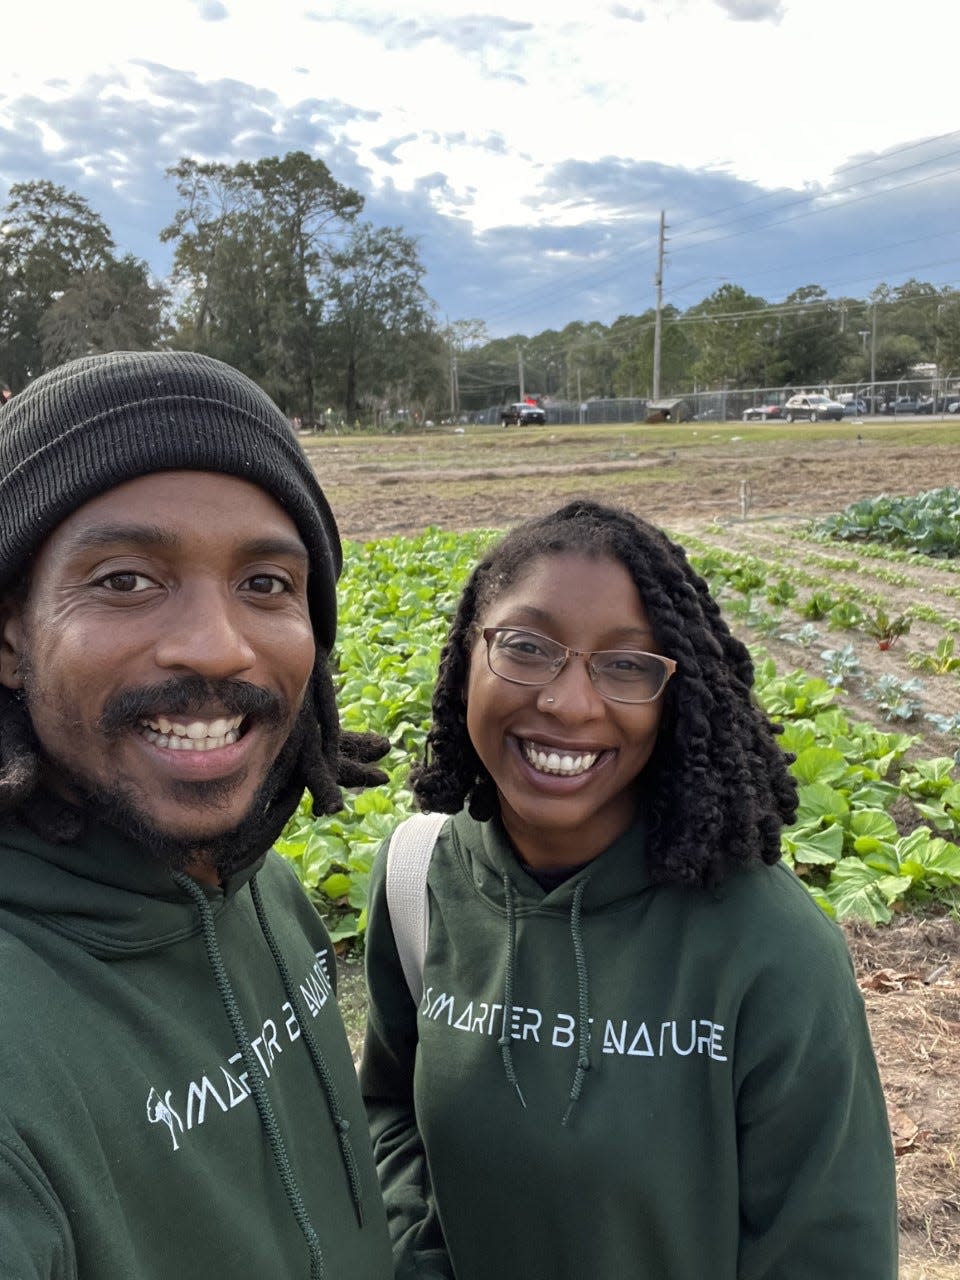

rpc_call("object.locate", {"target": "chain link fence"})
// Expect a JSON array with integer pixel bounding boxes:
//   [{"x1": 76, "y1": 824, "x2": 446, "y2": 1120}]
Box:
[{"x1": 462, "y1": 379, "x2": 960, "y2": 426}]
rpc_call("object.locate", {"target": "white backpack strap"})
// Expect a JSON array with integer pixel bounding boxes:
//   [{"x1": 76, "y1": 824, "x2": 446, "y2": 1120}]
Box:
[{"x1": 385, "y1": 812, "x2": 448, "y2": 1007}]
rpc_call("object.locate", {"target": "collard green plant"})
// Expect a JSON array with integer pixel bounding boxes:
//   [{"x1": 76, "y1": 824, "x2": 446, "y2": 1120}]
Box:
[
  {"x1": 275, "y1": 525, "x2": 960, "y2": 944},
  {"x1": 278, "y1": 527, "x2": 494, "y2": 943},
  {"x1": 816, "y1": 487, "x2": 960, "y2": 558},
  {"x1": 779, "y1": 623, "x2": 822, "y2": 649},
  {"x1": 863, "y1": 674, "x2": 925, "y2": 722},
  {"x1": 819, "y1": 644, "x2": 863, "y2": 688}
]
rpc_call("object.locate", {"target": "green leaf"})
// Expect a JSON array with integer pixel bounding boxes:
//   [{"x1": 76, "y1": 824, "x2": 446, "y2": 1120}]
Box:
[
  {"x1": 326, "y1": 917, "x2": 361, "y2": 943},
  {"x1": 790, "y1": 746, "x2": 849, "y2": 785},
  {"x1": 825, "y1": 859, "x2": 894, "y2": 924},
  {"x1": 849, "y1": 810, "x2": 899, "y2": 842},
  {"x1": 320, "y1": 873, "x2": 352, "y2": 900},
  {"x1": 782, "y1": 822, "x2": 844, "y2": 865},
  {"x1": 795, "y1": 782, "x2": 850, "y2": 825},
  {"x1": 353, "y1": 789, "x2": 397, "y2": 816}
]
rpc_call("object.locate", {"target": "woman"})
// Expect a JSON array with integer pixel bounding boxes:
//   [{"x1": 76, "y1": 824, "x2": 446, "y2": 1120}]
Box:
[{"x1": 361, "y1": 499, "x2": 897, "y2": 1280}]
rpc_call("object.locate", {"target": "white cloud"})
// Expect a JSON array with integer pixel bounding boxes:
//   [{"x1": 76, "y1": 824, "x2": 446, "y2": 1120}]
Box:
[
  {"x1": 0, "y1": 0, "x2": 958, "y2": 333},
  {"x1": 713, "y1": 0, "x2": 784, "y2": 21}
]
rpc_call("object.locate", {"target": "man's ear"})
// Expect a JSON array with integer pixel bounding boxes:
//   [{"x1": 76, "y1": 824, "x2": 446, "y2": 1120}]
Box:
[{"x1": 0, "y1": 600, "x2": 26, "y2": 691}]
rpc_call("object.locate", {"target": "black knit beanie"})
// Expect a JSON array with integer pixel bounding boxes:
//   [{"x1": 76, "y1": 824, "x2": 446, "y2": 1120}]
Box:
[{"x1": 0, "y1": 350, "x2": 342, "y2": 650}]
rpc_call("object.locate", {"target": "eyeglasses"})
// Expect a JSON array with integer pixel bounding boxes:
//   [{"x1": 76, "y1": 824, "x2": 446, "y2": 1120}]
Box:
[{"x1": 476, "y1": 626, "x2": 677, "y2": 705}]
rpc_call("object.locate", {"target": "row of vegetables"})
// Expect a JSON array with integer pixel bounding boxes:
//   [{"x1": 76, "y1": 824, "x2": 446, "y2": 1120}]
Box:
[{"x1": 276, "y1": 493, "x2": 960, "y2": 943}]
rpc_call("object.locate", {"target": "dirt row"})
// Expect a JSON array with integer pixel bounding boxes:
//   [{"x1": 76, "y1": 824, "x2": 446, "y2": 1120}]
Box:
[{"x1": 320, "y1": 427, "x2": 960, "y2": 1274}]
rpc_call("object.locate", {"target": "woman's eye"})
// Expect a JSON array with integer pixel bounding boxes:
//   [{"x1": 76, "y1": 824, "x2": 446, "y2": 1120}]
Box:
[
  {"x1": 97, "y1": 572, "x2": 154, "y2": 593},
  {"x1": 244, "y1": 574, "x2": 290, "y2": 596},
  {"x1": 610, "y1": 656, "x2": 645, "y2": 672},
  {"x1": 502, "y1": 634, "x2": 546, "y2": 656}
]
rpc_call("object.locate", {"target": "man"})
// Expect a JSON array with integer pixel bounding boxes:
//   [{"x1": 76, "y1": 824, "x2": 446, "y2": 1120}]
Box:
[{"x1": 0, "y1": 351, "x2": 394, "y2": 1278}]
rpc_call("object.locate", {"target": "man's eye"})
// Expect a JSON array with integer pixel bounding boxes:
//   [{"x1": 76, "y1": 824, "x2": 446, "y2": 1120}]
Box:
[
  {"x1": 96, "y1": 572, "x2": 154, "y2": 593},
  {"x1": 244, "y1": 574, "x2": 290, "y2": 596}
]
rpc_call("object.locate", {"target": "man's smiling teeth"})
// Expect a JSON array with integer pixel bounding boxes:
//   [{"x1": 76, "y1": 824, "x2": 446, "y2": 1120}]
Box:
[
  {"x1": 522, "y1": 741, "x2": 600, "y2": 776},
  {"x1": 138, "y1": 715, "x2": 243, "y2": 751}
]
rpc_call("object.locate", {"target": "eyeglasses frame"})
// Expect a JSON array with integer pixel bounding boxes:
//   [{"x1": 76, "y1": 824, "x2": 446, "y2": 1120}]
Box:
[{"x1": 473, "y1": 624, "x2": 677, "y2": 705}]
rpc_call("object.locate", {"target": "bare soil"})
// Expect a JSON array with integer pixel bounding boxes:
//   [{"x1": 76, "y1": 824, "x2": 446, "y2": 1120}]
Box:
[
  {"x1": 307, "y1": 426, "x2": 960, "y2": 542},
  {"x1": 321, "y1": 423, "x2": 960, "y2": 1276}
]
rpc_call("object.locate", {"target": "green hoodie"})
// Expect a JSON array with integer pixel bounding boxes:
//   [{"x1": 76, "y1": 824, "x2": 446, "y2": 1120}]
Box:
[
  {"x1": 0, "y1": 815, "x2": 393, "y2": 1279},
  {"x1": 362, "y1": 810, "x2": 898, "y2": 1280}
]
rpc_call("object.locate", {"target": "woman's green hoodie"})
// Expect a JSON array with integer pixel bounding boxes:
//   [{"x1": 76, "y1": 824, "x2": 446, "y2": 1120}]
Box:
[
  {"x1": 0, "y1": 816, "x2": 393, "y2": 1279},
  {"x1": 361, "y1": 809, "x2": 898, "y2": 1280}
]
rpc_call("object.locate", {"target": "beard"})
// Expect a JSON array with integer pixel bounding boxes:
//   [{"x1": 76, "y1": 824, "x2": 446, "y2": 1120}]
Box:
[{"x1": 26, "y1": 674, "x2": 316, "y2": 880}]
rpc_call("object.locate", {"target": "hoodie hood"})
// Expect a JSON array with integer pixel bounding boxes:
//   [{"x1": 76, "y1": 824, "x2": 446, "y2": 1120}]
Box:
[
  {"x1": 451, "y1": 805, "x2": 653, "y2": 916},
  {"x1": 0, "y1": 814, "x2": 264, "y2": 959}
]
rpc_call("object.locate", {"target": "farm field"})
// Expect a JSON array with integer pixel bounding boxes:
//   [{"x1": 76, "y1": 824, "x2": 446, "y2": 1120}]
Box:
[{"x1": 302, "y1": 418, "x2": 960, "y2": 1276}]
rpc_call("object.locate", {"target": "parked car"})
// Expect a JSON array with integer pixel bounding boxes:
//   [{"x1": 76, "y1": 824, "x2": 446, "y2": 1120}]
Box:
[
  {"x1": 783, "y1": 394, "x2": 844, "y2": 423},
  {"x1": 741, "y1": 403, "x2": 782, "y2": 422},
  {"x1": 500, "y1": 401, "x2": 546, "y2": 427},
  {"x1": 841, "y1": 398, "x2": 868, "y2": 416},
  {"x1": 883, "y1": 396, "x2": 934, "y2": 415}
]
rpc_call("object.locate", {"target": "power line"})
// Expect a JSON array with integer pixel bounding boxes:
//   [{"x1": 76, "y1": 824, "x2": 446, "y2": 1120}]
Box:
[
  {"x1": 481, "y1": 146, "x2": 960, "y2": 331},
  {"x1": 673, "y1": 131, "x2": 960, "y2": 240}
]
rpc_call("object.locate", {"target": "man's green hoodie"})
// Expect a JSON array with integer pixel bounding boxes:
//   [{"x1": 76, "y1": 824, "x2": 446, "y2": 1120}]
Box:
[
  {"x1": 0, "y1": 816, "x2": 393, "y2": 1279},
  {"x1": 362, "y1": 809, "x2": 898, "y2": 1280}
]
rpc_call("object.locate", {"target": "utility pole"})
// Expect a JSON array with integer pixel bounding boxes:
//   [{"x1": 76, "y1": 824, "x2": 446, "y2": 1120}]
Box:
[
  {"x1": 870, "y1": 300, "x2": 877, "y2": 389},
  {"x1": 517, "y1": 345, "x2": 525, "y2": 400},
  {"x1": 652, "y1": 210, "x2": 667, "y2": 401},
  {"x1": 450, "y1": 351, "x2": 458, "y2": 418}
]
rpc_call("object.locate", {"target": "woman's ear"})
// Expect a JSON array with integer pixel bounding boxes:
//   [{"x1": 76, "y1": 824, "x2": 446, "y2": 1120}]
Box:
[{"x1": 0, "y1": 600, "x2": 26, "y2": 691}]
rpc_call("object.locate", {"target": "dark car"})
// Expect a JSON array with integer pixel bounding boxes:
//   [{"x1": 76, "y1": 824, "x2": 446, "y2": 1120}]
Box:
[
  {"x1": 741, "y1": 403, "x2": 782, "y2": 422},
  {"x1": 783, "y1": 394, "x2": 844, "y2": 423},
  {"x1": 501, "y1": 401, "x2": 546, "y2": 427}
]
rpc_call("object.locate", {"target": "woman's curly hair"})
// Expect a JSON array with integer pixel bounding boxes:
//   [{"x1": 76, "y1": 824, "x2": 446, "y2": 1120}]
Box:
[{"x1": 411, "y1": 499, "x2": 797, "y2": 887}]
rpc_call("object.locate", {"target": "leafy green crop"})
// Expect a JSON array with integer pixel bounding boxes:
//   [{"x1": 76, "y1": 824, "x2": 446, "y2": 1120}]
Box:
[
  {"x1": 275, "y1": 528, "x2": 960, "y2": 943},
  {"x1": 908, "y1": 636, "x2": 960, "y2": 674},
  {"x1": 817, "y1": 487, "x2": 960, "y2": 558},
  {"x1": 279, "y1": 527, "x2": 494, "y2": 943}
]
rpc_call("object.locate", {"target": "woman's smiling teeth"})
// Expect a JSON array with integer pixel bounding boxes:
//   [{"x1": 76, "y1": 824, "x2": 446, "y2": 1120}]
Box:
[
  {"x1": 522, "y1": 740, "x2": 600, "y2": 777},
  {"x1": 138, "y1": 714, "x2": 244, "y2": 751}
]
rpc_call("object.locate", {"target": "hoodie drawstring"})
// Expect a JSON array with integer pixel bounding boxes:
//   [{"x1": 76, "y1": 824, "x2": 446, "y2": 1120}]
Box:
[
  {"x1": 562, "y1": 878, "x2": 591, "y2": 1127},
  {"x1": 498, "y1": 874, "x2": 527, "y2": 1107},
  {"x1": 499, "y1": 872, "x2": 593, "y2": 1124},
  {"x1": 249, "y1": 875, "x2": 365, "y2": 1226},
  {"x1": 173, "y1": 871, "x2": 329, "y2": 1280}
]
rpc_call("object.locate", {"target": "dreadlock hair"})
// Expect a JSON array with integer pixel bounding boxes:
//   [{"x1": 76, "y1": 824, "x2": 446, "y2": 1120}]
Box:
[
  {"x1": 411, "y1": 499, "x2": 797, "y2": 888},
  {"x1": 0, "y1": 349, "x2": 391, "y2": 848}
]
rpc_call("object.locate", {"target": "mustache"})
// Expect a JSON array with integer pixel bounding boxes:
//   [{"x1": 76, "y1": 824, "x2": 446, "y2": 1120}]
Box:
[{"x1": 97, "y1": 677, "x2": 287, "y2": 733}]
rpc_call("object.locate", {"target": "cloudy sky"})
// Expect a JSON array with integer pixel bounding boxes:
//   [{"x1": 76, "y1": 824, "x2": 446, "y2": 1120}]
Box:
[{"x1": 3, "y1": 0, "x2": 959, "y2": 336}]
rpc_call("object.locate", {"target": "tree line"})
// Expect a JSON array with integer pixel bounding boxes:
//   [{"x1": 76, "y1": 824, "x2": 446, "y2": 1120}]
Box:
[
  {"x1": 3, "y1": 153, "x2": 959, "y2": 420},
  {"x1": 454, "y1": 282, "x2": 960, "y2": 412},
  {"x1": 0, "y1": 152, "x2": 443, "y2": 422}
]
